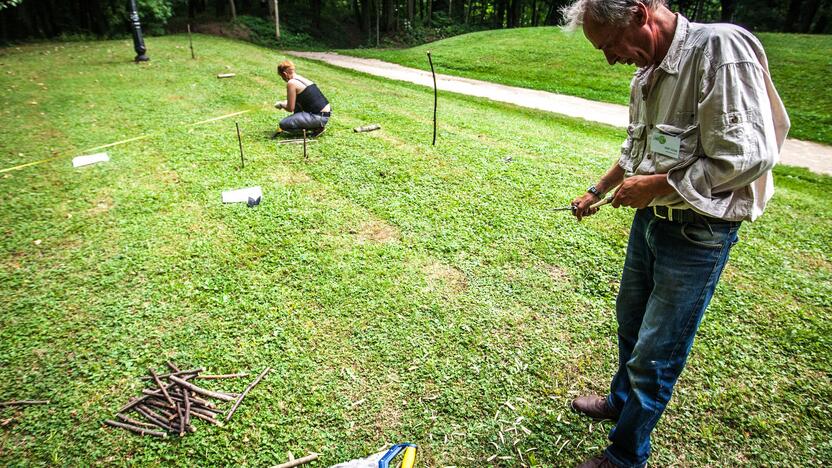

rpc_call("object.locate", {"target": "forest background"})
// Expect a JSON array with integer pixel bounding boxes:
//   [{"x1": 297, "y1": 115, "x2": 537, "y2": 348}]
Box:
[{"x1": 1, "y1": 0, "x2": 830, "y2": 49}]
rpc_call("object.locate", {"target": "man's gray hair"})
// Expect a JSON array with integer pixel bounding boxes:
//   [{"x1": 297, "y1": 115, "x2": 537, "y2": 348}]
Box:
[{"x1": 561, "y1": 0, "x2": 666, "y2": 30}]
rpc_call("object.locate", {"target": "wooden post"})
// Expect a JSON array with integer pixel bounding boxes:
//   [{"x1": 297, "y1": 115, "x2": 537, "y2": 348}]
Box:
[
  {"x1": 187, "y1": 24, "x2": 195, "y2": 59},
  {"x1": 236, "y1": 122, "x2": 245, "y2": 169},
  {"x1": 303, "y1": 130, "x2": 308, "y2": 160},
  {"x1": 274, "y1": 0, "x2": 281, "y2": 39},
  {"x1": 427, "y1": 51, "x2": 437, "y2": 146}
]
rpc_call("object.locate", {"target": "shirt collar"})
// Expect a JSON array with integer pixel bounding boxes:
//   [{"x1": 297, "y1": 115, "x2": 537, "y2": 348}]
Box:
[{"x1": 657, "y1": 14, "x2": 689, "y2": 75}]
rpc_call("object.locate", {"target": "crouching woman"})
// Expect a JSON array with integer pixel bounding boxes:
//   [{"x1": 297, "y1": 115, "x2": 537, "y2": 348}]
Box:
[{"x1": 274, "y1": 60, "x2": 331, "y2": 136}]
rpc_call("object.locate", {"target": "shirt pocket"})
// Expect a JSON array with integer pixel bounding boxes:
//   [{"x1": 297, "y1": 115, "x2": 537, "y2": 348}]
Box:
[
  {"x1": 652, "y1": 123, "x2": 699, "y2": 173},
  {"x1": 620, "y1": 123, "x2": 648, "y2": 172}
]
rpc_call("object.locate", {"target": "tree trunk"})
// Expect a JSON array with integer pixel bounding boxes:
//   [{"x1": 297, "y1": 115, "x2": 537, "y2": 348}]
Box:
[
  {"x1": 426, "y1": 0, "x2": 432, "y2": 25},
  {"x1": 274, "y1": 0, "x2": 280, "y2": 39},
  {"x1": 508, "y1": 0, "x2": 521, "y2": 27},
  {"x1": 311, "y1": 0, "x2": 322, "y2": 30},
  {"x1": 783, "y1": 0, "x2": 803, "y2": 31},
  {"x1": 799, "y1": 0, "x2": 822, "y2": 31},
  {"x1": 407, "y1": 0, "x2": 414, "y2": 23},
  {"x1": 530, "y1": 0, "x2": 537, "y2": 25},
  {"x1": 719, "y1": 0, "x2": 737, "y2": 22},
  {"x1": 228, "y1": 0, "x2": 237, "y2": 20}
]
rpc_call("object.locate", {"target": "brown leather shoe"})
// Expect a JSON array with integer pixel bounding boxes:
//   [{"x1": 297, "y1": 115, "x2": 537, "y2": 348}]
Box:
[
  {"x1": 571, "y1": 395, "x2": 618, "y2": 421},
  {"x1": 575, "y1": 453, "x2": 618, "y2": 468}
]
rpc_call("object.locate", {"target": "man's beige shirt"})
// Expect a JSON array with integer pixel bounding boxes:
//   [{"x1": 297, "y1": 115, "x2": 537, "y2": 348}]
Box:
[{"x1": 618, "y1": 14, "x2": 790, "y2": 221}]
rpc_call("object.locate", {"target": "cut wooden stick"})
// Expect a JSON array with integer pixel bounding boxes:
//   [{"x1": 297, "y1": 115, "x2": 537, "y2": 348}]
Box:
[
  {"x1": 149, "y1": 368, "x2": 175, "y2": 406},
  {"x1": 105, "y1": 419, "x2": 168, "y2": 438},
  {"x1": 117, "y1": 396, "x2": 149, "y2": 414},
  {"x1": 0, "y1": 400, "x2": 49, "y2": 407},
  {"x1": 189, "y1": 410, "x2": 224, "y2": 427},
  {"x1": 277, "y1": 138, "x2": 318, "y2": 145},
  {"x1": 176, "y1": 402, "x2": 185, "y2": 437},
  {"x1": 134, "y1": 405, "x2": 174, "y2": 431},
  {"x1": 139, "y1": 368, "x2": 204, "y2": 381},
  {"x1": 226, "y1": 367, "x2": 271, "y2": 422},
  {"x1": 184, "y1": 390, "x2": 191, "y2": 428},
  {"x1": 169, "y1": 375, "x2": 236, "y2": 402},
  {"x1": 196, "y1": 373, "x2": 249, "y2": 380},
  {"x1": 116, "y1": 413, "x2": 158, "y2": 429},
  {"x1": 166, "y1": 361, "x2": 181, "y2": 373},
  {"x1": 272, "y1": 453, "x2": 319, "y2": 468}
]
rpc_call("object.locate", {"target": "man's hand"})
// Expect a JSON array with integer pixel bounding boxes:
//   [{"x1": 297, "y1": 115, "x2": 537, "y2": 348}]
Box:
[
  {"x1": 571, "y1": 193, "x2": 600, "y2": 221},
  {"x1": 611, "y1": 174, "x2": 673, "y2": 209}
]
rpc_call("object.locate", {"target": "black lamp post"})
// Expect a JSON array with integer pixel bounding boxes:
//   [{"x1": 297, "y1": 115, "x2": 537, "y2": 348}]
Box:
[{"x1": 129, "y1": 0, "x2": 149, "y2": 62}]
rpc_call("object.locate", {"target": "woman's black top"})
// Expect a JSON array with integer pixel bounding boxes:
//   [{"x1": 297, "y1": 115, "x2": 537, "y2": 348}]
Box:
[{"x1": 295, "y1": 83, "x2": 329, "y2": 114}]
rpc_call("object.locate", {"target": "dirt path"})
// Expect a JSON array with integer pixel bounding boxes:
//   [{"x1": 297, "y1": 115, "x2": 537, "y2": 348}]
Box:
[{"x1": 289, "y1": 51, "x2": 832, "y2": 176}]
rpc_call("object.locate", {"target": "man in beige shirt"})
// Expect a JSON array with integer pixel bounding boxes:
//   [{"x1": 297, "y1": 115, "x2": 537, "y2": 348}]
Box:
[{"x1": 561, "y1": 1, "x2": 789, "y2": 467}]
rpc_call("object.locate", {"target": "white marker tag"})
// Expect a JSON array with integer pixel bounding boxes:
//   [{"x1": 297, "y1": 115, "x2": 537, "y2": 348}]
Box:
[
  {"x1": 222, "y1": 186, "x2": 262, "y2": 203},
  {"x1": 72, "y1": 152, "x2": 109, "y2": 167},
  {"x1": 649, "y1": 132, "x2": 681, "y2": 159}
]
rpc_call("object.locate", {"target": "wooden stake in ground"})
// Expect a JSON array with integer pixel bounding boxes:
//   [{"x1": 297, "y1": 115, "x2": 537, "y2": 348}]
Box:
[
  {"x1": 187, "y1": 24, "x2": 195, "y2": 59},
  {"x1": 427, "y1": 51, "x2": 437, "y2": 146},
  {"x1": 302, "y1": 130, "x2": 308, "y2": 160},
  {"x1": 236, "y1": 121, "x2": 245, "y2": 169},
  {"x1": 226, "y1": 367, "x2": 271, "y2": 422}
]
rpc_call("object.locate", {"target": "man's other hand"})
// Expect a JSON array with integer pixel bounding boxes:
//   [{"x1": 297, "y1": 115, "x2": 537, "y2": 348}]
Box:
[
  {"x1": 571, "y1": 193, "x2": 600, "y2": 221},
  {"x1": 612, "y1": 174, "x2": 671, "y2": 209}
]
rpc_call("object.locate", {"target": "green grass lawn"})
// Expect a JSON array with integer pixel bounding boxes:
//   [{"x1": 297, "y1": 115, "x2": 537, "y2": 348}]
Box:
[
  {"x1": 340, "y1": 27, "x2": 832, "y2": 146},
  {"x1": 1, "y1": 35, "x2": 830, "y2": 466}
]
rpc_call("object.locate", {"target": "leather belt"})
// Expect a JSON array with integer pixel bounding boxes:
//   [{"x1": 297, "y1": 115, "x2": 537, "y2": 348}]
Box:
[{"x1": 650, "y1": 206, "x2": 732, "y2": 224}]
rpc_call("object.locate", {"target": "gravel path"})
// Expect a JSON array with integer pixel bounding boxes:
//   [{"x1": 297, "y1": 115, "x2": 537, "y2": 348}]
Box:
[{"x1": 289, "y1": 51, "x2": 832, "y2": 176}]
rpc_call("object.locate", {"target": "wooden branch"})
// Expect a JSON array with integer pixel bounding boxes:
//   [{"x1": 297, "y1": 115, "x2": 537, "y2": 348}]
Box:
[
  {"x1": 166, "y1": 361, "x2": 181, "y2": 373},
  {"x1": 105, "y1": 419, "x2": 168, "y2": 438},
  {"x1": 139, "y1": 368, "x2": 204, "y2": 381},
  {"x1": 184, "y1": 390, "x2": 191, "y2": 428},
  {"x1": 117, "y1": 395, "x2": 149, "y2": 414},
  {"x1": 190, "y1": 406, "x2": 222, "y2": 419},
  {"x1": 176, "y1": 402, "x2": 185, "y2": 437},
  {"x1": 196, "y1": 373, "x2": 249, "y2": 380},
  {"x1": 225, "y1": 367, "x2": 271, "y2": 422},
  {"x1": 149, "y1": 368, "x2": 175, "y2": 406},
  {"x1": 169, "y1": 375, "x2": 236, "y2": 402},
  {"x1": 189, "y1": 410, "x2": 224, "y2": 427},
  {"x1": 0, "y1": 400, "x2": 49, "y2": 407},
  {"x1": 116, "y1": 413, "x2": 157, "y2": 429},
  {"x1": 272, "y1": 453, "x2": 319, "y2": 468},
  {"x1": 134, "y1": 405, "x2": 174, "y2": 431}
]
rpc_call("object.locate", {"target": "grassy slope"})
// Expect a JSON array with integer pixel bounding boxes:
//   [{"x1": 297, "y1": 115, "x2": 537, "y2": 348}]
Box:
[
  {"x1": 340, "y1": 27, "x2": 832, "y2": 145},
  {"x1": 0, "y1": 36, "x2": 830, "y2": 466}
]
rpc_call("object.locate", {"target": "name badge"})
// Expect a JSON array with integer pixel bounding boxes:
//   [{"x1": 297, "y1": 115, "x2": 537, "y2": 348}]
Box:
[{"x1": 649, "y1": 131, "x2": 681, "y2": 159}]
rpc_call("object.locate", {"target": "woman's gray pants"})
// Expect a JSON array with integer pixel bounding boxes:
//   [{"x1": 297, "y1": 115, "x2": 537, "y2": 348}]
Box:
[{"x1": 279, "y1": 112, "x2": 329, "y2": 133}]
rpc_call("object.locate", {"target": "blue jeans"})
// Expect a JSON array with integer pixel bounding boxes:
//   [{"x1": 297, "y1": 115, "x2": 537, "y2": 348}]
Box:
[{"x1": 605, "y1": 208, "x2": 740, "y2": 467}]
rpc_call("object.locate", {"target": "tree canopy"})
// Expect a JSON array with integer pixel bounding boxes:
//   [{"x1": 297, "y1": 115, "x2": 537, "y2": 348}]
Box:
[{"x1": 0, "y1": 0, "x2": 829, "y2": 45}]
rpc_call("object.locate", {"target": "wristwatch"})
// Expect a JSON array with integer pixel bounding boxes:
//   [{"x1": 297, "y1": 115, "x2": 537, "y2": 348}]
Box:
[{"x1": 587, "y1": 185, "x2": 602, "y2": 198}]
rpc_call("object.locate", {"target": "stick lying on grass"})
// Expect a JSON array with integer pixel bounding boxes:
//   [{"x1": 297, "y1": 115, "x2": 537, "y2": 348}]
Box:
[
  {"x1": 105, "y1": 364, "x2": 267, "y2": 438},
  {"x1": 0, "y1": 400, "x2": 50, "y2": 408},
  {"x1": 226, "y1": 367, "x2": 270, "y2": 422}
]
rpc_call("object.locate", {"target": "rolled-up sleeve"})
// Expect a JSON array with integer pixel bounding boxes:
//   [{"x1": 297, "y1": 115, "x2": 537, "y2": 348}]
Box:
[{"x1": 667, "y1": 61, "x2": 778, "y2": 219}]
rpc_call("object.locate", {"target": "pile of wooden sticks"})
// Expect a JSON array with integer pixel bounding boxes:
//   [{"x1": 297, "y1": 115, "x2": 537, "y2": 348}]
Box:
[{"x1": 104, "y1": 362, "x2": 270, "y2": 438}]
